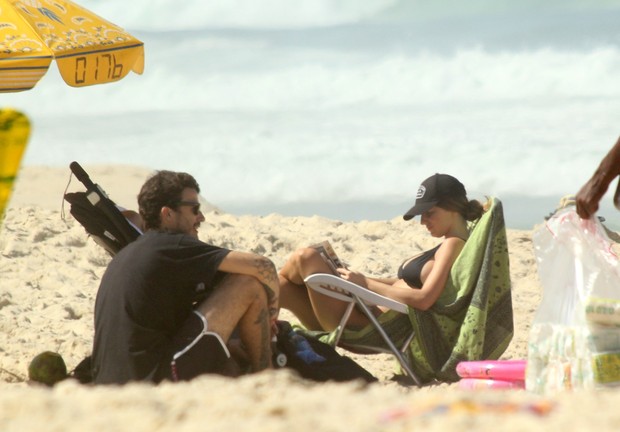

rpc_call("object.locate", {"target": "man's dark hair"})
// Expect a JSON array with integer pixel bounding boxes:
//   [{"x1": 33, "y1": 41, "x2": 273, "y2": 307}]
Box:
[{"x1": 138, "y1": 171, "x2": 200, "y2": 230}]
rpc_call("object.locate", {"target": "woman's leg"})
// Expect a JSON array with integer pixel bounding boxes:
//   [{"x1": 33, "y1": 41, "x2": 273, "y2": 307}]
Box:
[
  {"x1": 279, "y1": 247, "x2": 329, "y2": 329},
  {"x1": 279, "y1": 247, "x2": 370, "y2": 331},
  {"x1": 278, "y1": 273, "x2": 323, "y2": 330}
]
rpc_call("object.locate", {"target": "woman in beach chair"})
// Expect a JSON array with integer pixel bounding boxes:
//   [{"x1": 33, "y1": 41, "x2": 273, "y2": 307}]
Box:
[{"x1": 278, "y1": 173, "x2": 514, "y2": 384}]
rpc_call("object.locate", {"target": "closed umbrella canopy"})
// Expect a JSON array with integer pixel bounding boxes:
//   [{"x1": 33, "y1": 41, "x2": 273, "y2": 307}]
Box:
[
  {"x1": 0, "y1": 0, "x2": 144, "y2": 92},
  {"x1": 0, "y1": 108, "x2": 29, "y2": 223}
]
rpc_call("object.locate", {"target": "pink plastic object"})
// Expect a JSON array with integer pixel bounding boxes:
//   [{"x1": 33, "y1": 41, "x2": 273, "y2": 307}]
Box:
[
  {"x1": 458, "y1": 378, "x2": 525, "y2": 390},
  {"x1": 456, "y1": 360, "x2": 527, "y2": 381}
]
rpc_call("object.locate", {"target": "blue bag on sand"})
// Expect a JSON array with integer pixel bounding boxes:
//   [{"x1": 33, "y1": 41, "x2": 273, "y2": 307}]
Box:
[{"x1": 275, "y1": 321, "x2": 377, "y2": 383}]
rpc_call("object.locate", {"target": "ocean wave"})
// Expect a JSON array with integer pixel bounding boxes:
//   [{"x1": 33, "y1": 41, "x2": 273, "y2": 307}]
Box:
[
  {"x1": 7, "y1": 0, "x2": 620, "y2": 229},
  {"x1": 9, "y1": 44, "x2": 620, "y2": 116}
]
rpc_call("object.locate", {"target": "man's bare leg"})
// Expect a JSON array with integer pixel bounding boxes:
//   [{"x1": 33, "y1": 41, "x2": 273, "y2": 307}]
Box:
[{"x1": 195, "y1": 274, "x2": 272, "y2": 372}]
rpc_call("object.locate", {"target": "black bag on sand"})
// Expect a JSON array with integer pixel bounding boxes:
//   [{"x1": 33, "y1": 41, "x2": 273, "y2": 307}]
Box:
[{"x1": 275, "y1": 321, "x2": 377, "y2": 383}]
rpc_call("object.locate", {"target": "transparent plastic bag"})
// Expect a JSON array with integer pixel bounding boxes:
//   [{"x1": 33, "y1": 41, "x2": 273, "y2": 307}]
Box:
[{"x1": 527, "y1": 208, "x2": 620, "y2": 394}]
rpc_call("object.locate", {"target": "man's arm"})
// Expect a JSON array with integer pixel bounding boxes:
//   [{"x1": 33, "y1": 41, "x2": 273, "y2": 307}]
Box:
[
  {"x1": 576, "y1": 136, "x2": 620, "y2": 219},
  {"x1": 217, "y1": 251, "x2": 280, "y2": 319}
]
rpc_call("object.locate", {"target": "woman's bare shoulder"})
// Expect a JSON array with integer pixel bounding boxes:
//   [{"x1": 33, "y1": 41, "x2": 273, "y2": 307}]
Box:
[{"x1": 437, "y1": 237, "x2": 466, "y2": 257}]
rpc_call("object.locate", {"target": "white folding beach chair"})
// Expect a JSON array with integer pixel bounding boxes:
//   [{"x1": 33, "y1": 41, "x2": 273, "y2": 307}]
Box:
[{"x1": 303, "y1": 273, "x2": 420, "y2": 385}]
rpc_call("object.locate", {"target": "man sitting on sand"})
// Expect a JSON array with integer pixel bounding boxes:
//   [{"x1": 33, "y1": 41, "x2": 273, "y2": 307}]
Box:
[{"x1": 91, "y1": 170, "x2": 279, "y2": 384}]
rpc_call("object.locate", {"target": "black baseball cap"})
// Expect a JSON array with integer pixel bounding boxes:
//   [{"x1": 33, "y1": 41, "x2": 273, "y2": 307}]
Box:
[{"x1": 403, "y1": 173, "x2": 466, "y2": 220}]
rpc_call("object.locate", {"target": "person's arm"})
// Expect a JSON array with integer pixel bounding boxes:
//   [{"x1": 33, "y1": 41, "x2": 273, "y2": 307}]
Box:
[
  {"x1": 367, "y1": 276, "x2": 399, "y2": 285},
  {"x1": 217, "y1": 251, "x2": 280, "y2": 320},
  {"x1": 576, "y1": 136, "x2": 620, "y2": 219},
  {"x1": 338, "y1": 238, "x2": 465, "y2": 310}
]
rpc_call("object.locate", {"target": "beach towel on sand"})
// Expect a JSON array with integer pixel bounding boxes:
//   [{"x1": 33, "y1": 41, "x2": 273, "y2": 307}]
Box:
[{"x1": 337, "y1": 197, "x2": 514, "y2": 384}]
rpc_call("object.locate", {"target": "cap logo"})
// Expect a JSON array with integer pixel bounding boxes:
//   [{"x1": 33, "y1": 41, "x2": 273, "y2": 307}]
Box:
[
  {"x1": 416, "y1": 185, "x2": 426, "y2": 199},
  {"x1": 194, "y1": 282, "x2": 206, "y2": 294}
]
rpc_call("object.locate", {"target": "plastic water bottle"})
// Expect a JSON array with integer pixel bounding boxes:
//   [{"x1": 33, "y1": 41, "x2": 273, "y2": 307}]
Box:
[{"x1": 290, "y1": 332, "x2": 325, "y2": 364}]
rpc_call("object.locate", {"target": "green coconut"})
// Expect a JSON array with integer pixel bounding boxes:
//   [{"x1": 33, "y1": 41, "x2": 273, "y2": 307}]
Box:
[{"x1": 28, "y1": 351, "x2": 68, "y2": 386}]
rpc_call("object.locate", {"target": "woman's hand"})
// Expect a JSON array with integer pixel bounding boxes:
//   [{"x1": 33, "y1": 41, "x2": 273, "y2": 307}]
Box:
[{"x1": 337, "y1": 268, "x2": 368, "y2": 288}]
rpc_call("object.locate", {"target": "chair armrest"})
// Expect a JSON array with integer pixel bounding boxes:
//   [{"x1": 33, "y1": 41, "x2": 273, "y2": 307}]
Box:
[{"x1": 304, "y1": 273, "x2": 409, "y2": 314}]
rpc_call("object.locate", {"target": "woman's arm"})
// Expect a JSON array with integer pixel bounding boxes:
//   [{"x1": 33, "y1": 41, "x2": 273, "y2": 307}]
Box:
[
  {"x1": 367, "y1": 276, "x2": 399, "y2": 285},
  {"x1": 339, "y1": 238, "x2": 465, "y2": 310}
]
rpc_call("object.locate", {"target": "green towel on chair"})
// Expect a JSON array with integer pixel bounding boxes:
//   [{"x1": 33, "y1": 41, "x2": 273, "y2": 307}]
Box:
[
  {"x1": 338, "y1": 197, "x2": 514, "y2": 384},
  {"x1": 406, "y1": 197, "x2": 513, "y2": 383}
]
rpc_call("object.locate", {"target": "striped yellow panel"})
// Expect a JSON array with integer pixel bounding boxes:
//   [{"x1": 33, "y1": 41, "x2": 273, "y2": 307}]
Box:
[{"x1": 0, "y1": 108, "x2": 30, "y2": 223}]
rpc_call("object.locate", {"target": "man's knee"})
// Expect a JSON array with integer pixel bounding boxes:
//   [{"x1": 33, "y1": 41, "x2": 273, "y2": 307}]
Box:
[
  {"x1": 223, "y1": 274, "x2": 267, "y2": 302},
  {"x1": 198, "y1": 274, "x2": 267, "y2": 314},
  {"x1": 196, "y1": 274, "x2": 268, "y2": 339}
]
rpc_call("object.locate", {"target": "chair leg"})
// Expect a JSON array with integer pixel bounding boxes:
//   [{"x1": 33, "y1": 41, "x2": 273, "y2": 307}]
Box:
[
  {"x1": 352, "y1": 295, "x2": 422, "y2": 386},
  {"x1": 400, "y1": 330, "x2": 416, "y2": 354},
  {"x1": 332, "y1": 302, "x2": 355, "y2": 347}
]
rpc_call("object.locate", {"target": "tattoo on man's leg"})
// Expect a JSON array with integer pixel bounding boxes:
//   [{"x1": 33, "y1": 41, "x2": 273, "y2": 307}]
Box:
[
  {"x1": 254, "y1": 307, "x2": 271, "y2": 370},
  {"x1": 255, "y1": 258, "x2": 277, "y2": 300}
]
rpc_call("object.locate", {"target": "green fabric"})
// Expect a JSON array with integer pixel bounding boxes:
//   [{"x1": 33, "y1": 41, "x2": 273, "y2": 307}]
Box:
[
  {"x1": 338, "y1": 197, "x2": 514, "y2": 383},
  {"x1": 337, "y1": 309, "x2": 412, "y2": 351}
]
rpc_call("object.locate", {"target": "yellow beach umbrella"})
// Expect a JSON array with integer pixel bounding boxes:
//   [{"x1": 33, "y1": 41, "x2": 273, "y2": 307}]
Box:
[
  {"x1": 0, "y1": 108, "x2": 29, "y2": 223},
  {"x1": 0, "y1": 0, "x2": 144, "y2": 92}
]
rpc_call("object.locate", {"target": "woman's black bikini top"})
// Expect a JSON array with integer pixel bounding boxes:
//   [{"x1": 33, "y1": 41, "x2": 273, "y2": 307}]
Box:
[{"x1": 397, "y1": 244, "x2": 441, "y2": 288}]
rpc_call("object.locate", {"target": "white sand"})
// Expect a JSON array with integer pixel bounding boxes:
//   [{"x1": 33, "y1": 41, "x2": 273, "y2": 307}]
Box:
[{"x1": 1, "y1": 165, "x2": 620, "y2": 431}]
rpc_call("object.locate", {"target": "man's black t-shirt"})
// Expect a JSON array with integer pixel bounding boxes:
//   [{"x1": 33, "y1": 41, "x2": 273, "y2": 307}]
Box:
[{"x1": 92, "y1": 231, "x2": 230, "y2": 384}]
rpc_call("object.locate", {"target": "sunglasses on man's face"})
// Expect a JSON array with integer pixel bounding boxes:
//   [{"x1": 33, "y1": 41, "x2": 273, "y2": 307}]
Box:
[{"x1": 175, "y1": 201, "x2": 201, "y2": 215}]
